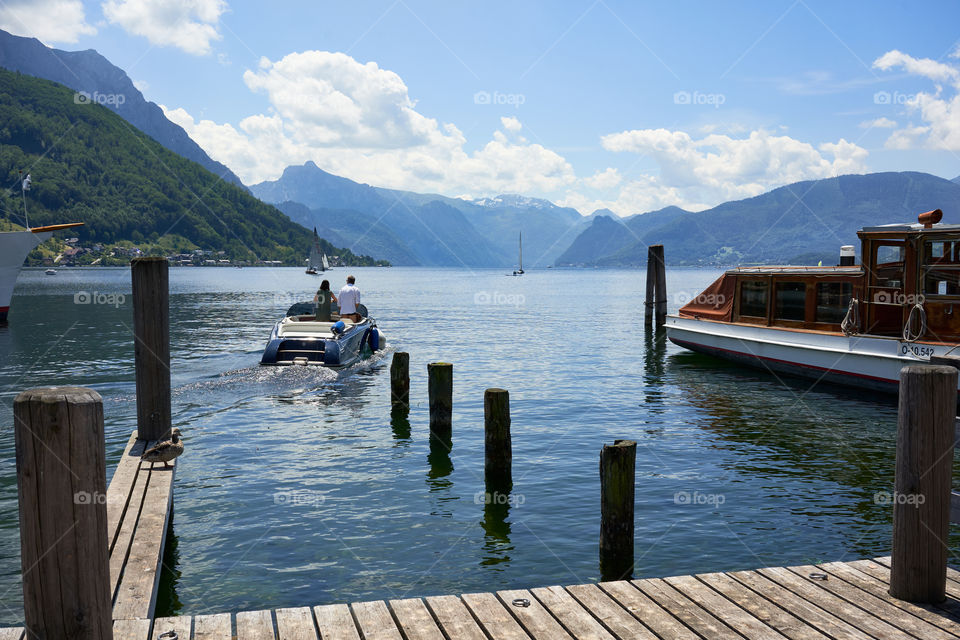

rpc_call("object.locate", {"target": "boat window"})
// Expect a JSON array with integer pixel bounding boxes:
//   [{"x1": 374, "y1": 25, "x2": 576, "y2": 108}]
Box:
[
  {"x1": 922, "y1": 239, "x2": 960, "y2": 297},
  {"x1": 774, "y1": 282, "x2": 806, "y2": 321},
  {"x1": 876, "y1": 244, "x2": 904, "y2": 265},
  {"x1": 924, "y1": 240, "x2": 959, "y2": 263},
  {"x1": 873, "y1": 242, "x2": 904, "y2": 288},
  {"x1": 815, "y1": 282, "x2": 852, "y2": 323},
  {"x1": 739, "y1": 281, "x2": 768, "y2": 318}
]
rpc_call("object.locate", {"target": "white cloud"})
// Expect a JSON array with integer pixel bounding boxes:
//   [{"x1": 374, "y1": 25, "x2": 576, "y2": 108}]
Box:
[
  {"x1": 583, "y1": 168, "x2": 622, "y2": 190},
  {"x1": 873, "y1": 49, "x2": 960, "y2": 151},
  {"x1": 859, "y1": 117, "x2": 897, "y2": 129},
  {"x1": 166, "y1": 50, "x2": 576, "y2": 196},
  {"x1": 873, "y1": 50, "x2": 959, "y2": 86},
  {"x1": 102, "y1": 0, "x2": 226, "y2": 55},
  {"x1": 0, "y1": 0, "x2": 95, "y2": 43}
]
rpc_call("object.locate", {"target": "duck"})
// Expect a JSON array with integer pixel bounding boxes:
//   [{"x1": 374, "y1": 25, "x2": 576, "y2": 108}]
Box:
[{"x1": 141, "y1": 427, "x2": 183, "y2": 468}]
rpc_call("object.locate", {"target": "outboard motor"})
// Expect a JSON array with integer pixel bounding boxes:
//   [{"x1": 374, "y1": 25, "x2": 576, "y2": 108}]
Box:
[{"x1": 839, "y1": 245, "x2": 855, "y2": 266}]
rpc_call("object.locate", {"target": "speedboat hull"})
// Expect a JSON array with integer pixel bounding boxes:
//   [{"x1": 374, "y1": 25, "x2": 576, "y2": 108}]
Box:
[
  {"x1": 666, "y1": 315, "x2": 960, "y2": 394},
  {"x1": 260, "y1": 315, "x2": 385, "y2": 367}
]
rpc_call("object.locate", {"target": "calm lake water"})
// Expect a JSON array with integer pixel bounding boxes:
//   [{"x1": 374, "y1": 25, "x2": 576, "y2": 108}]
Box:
[{"x1": 0, "y1": 265, "x2": 952, "y2": 623}]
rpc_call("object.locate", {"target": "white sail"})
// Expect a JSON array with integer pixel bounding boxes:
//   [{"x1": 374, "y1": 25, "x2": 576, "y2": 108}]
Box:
[
  {"x1": 321, "y1": 253, "x2": 330, "y2": 270},
  {"x1": 308, "y1": 228, "x2": 324, "y2": 271}
]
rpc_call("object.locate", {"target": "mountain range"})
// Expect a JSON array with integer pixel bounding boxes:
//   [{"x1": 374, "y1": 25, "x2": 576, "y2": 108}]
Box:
[
  {"x1": 559, "y1": 172, "x2": 960, "y2": 267},
  {"x1": 251, "y1": 162, "x2": 584, "y2": 267}
]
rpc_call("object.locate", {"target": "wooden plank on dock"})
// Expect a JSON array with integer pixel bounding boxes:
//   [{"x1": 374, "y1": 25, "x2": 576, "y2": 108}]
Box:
[
  {"x1": 275, "y1": 607, "x2": 317, "y2": 640},
  {"x1": 237, "y1": 610, "x2": 277, "y2": 640},
  {"x1": 497, "y1": 589, "x2": 575, "y2": 640},
  {"x1": 313, "y1": 604, "x2": 359, "y2": 640},
  {"x1": 530, "y1": 585, "x2": 616, "y2": 640},
  {"x1": 153, "y1": 616, "x2": 191, "y2": 640},
  {"x1": 461, "y1": 591, "x2": 532, "y2": 640},
  {"x1": 424, "y1": 595, "x2": 488, "y2": 640},
  {"x1": 696, "y1": 571, "x2": 830, "y2": 640},
  {"x1": 107, "y1": 432, "x2": 146, "y2": 550},
  {"x1": 351, "y1": 600, "x2": 403, "y2": 640},
  {"x1": 665, "y1": 574, "x2": 788, "y2": 639},
  {"x1": 565, "y1": 583, "x2": 659, "y2": 640},
  {"x1": 113, "y1": 458, "x2": 175, "y2": 621},
  {"x1": 388, "y1": 598, "x2": 444, "y2": 640},
  {"x1": 0, "y1": 629, "x2": 24, "y2": 640},
  {"x1": 114, "y1": 618, "x2": 152, "y2": 639},
  {"x1": 598, "y1": 580, "x2": 697, "y2": 639},
  {"x1": 109, "y1": 444, "x2": 153, "y2": 599},
  {"x1": 194, "y1": 613, "x2": 232, "y2": 640},
  {"x1": 632, "y1": 577, "x2": 736, "y2": 638}
]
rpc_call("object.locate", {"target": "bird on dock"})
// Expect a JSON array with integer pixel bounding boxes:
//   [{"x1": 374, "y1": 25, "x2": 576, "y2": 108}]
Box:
[{"x1": 141, "y1": 428, "x2": 183, "y2": 468}]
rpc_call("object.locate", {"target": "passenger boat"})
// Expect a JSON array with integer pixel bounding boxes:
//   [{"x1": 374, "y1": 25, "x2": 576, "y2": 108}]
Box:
[
  {"x1": 666, "y1": 209, "x2": 960, "y2": 394},
  {"x1": 1, "y1": 222, "x2": 83, "y2": 322},
  {"x1": 260, "y1": 302, "x2": 386, "y2": 367}
]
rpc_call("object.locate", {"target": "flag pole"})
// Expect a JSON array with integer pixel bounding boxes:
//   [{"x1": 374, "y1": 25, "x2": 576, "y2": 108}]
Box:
[{"x1": 19, "y1": 170, "x2": 29, "y2": 229}]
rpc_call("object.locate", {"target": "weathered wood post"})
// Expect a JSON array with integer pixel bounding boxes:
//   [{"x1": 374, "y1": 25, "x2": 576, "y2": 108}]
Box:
[
  {"x1": 484, "y1": 388, "x2": 512, "y2": 494},
  {"x1": 890, "y1": 365, "x2": 956, "y2": 602},
  {"x1": 391, "y1": 352, "x2": 410, "y2": 410},
  {"x1": 644, "y1": 244, "x2": 667, "y2": 328},
  {"x1": 428, "y1": 362, "x2": 453, "y2": 439},
  {"x1": 131, "y1": 257, "x2": 171, "y2": 440},
  {"x1": 600, "y1": 439, "x2": 636, "y2": 581},
  {"x1": 14, "y1": 387, "x2": 113, "y2": 640}
]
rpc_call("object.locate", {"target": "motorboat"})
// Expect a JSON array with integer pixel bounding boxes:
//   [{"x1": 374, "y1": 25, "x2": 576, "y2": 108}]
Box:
[
  {"x1": 260, "y1": 302, "x2": 386, "y2": 367},
  {"x1": 45, "y1": 268, "x2": 56, "y2": 275},
  {"x1": 666, "y1": 209, "x2": 960, "y2": 394}
]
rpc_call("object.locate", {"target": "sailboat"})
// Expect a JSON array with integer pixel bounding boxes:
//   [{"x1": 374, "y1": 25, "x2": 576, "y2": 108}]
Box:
[
  {"x1": 306, "y1": 227, "x2": 324, "y2": 274},
  {"x1": 512, "y1": 231, "x2": 524, "y2": 276},
  {"x1": 322, "y1": 252, "x2": 330, "y2": 271}
]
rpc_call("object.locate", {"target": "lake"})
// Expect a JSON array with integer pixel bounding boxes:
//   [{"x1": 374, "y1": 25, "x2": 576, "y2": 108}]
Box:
[{"x1": 0, "y1": 265, "x2": 945, "y2": 624}]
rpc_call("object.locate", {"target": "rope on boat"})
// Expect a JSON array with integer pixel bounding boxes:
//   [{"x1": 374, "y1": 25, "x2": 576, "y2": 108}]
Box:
[
  {"x1": 841, "y1": 298, "x2": 859, "y2": 336},
  {"x1": 902, "y1": 303, "x2": 927, "y2": 342}
]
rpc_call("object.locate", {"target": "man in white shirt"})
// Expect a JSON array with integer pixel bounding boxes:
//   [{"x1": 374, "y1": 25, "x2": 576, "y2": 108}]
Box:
[{"x1": 338, "y1": 275, "x2": 361, "y2": 322}]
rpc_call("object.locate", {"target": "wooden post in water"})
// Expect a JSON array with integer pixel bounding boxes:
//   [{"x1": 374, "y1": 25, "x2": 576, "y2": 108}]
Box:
[
  {"x1": 644, "y1": 245, "x2": 667, "y2": 328},
  {"x1": 14, "y1": 387, "x2": 113, "y2": 640},
  {"x1": 132, "y1": 257, "x2": 171, "y2": 441},
  {"x1": 428, "y1": 362, "x2": 453, "y2": 439},
  {"x1": 890, "y1": 365, "x2": 956, "y2": 602},
  {"x1": 391, "y1": 351, "x2": 410, "y2": 410},
  {"x1": 484, "y1": 388, "x2": 512, "y2": 493},
  {"x1": 599, "y1": 439, "x2": 636, "y2": 581}
]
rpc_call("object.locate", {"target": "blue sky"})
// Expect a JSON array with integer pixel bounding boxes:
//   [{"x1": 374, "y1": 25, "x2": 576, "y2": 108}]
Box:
[{"x1": 4, "y1": 0, "x2": 960, "y2": 215}]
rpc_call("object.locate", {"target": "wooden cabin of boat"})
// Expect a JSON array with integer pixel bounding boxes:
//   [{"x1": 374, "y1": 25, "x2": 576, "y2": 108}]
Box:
[{"x1": 678, "y1": 209, "x2": 960, "y2": 344}]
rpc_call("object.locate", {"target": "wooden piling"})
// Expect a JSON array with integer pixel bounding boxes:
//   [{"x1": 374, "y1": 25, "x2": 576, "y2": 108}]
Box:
[
  {"x1": 484, "y1": 388, "x2": 512, "y2": 493},
  {"x1": 14, "y1": 387, "x2": 113, "y2": 640},
  {"x1": 645, "y1": 245, "x2": 667, "y2": 328},
  {"x1": 391, "y1": 352, "x2": 410, "y2": 409},
  {"x1": 890, "y1": 365, "x2": 956, "y2": 602},
  {"x1": 131, "y1": 257, "x2": 171, "y2": 441},
  {"x1": 428, "y1": 362, "x2": 453, "y2": 439},
  {"x1": 599, "y1": 439, "x2": 636, "y2": 581}
]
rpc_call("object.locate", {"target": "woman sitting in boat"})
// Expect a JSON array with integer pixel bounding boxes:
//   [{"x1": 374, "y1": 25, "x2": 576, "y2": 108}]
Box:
[{"x1": 313, "y1": 279, "x2": 338, "y2": 321}]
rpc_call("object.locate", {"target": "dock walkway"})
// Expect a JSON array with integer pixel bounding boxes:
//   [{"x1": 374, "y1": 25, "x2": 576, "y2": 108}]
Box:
[
  {"x1": 107, "y1": 431, "x2": 176, "y2": 621},
  {"x1": 0, "y1": 555, "x2": 941, "y2": 639}
]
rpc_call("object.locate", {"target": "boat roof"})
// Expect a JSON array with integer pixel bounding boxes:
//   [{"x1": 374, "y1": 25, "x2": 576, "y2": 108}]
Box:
[
  {"x1": 726, "y1": 265, "x2": 863, "y2": 275},
  {"x1": 860, "y1": 222, "x2": 960, "y2": 233}
]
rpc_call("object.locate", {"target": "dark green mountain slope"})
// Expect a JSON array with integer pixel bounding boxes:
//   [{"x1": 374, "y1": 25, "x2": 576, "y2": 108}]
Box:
[{"x1": 0, "y1": 69, "x2": 383, "y2": 265}]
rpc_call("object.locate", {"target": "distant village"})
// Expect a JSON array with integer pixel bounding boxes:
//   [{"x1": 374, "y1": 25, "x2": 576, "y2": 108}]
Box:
[{"x1": 43, "y1": 238, "x2": 341, "y2": 268}]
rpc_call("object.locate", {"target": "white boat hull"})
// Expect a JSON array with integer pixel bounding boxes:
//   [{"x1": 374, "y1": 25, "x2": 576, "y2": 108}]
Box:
[
  {"x1": 665, "y1": 314, "x2": 960, "y2": 393},
  {"x1": 0, "y1": 230, "x2": 51, "y2": 322}
]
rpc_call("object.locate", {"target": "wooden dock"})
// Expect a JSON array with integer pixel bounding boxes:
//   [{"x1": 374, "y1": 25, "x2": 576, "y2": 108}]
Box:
[
  {"x1": 1, "y1": 555, "x2": 952, "y2": 639},
  {"x1": 108, "y1": 431, "x2": 177, "y2": 621}
]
